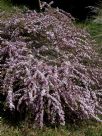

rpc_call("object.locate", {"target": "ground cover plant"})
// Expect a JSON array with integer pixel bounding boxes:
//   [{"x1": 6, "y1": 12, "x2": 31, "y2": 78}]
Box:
[
  {"x1": 86, "y1": 9, "x2": 102, "y2": 56},
  {"x1": 0, "y1": 118, "x2": 102, "y2": 136},
  {"x1": 0, "y1": 5, "x2": 102, "y2": 129}
]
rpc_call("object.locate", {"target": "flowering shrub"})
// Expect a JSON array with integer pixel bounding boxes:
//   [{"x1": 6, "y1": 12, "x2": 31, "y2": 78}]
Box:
[{"x1": 0, "y1": 8, "x2": 102, "y2": 128}]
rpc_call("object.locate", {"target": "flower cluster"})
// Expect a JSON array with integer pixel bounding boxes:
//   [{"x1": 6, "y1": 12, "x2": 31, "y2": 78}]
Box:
[{"x1": 0, "y1": 8, "x2": 102, "y2": 127}]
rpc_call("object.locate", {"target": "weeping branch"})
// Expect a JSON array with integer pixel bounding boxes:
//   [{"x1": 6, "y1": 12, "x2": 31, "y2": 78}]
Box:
[{"x1": 0, "y1": 8, "x2": 102, "y2": 128}]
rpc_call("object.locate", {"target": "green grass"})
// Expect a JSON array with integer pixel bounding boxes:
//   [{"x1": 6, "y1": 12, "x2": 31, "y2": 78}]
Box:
[
  {"x1": 76, "y1": 9, "x2": 102, "y2": 55},
  {"x1": 87, "y1": 23, "x2": 102, "y2": 43},
  {"x1": 0, "y1": 0, "x2": 24, "y2": 21},
  {"x1": 0, "y1": 117, "x2": 102, "y2": 136},
  {"x1": 86, "y1": 10, "x2": 102, "y2": 55},
  {"x1": 0, "y1": 0, "x2": 13, "y2": 11}
]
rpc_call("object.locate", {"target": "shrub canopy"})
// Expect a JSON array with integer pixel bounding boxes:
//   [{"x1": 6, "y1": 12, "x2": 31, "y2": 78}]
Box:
[{"x1": 0, "y1": 8, "x2": 102, "y2": 127}]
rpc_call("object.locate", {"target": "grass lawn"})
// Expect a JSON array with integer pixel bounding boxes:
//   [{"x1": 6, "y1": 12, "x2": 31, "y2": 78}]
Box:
[{"x1": 0, "y1": 118, "x2": 102, "y2": 136}]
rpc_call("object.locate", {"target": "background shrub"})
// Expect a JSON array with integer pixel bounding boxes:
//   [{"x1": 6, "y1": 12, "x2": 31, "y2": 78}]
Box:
[{"x1": 42, "y1": 0, "x2": 102, "y2": 20}]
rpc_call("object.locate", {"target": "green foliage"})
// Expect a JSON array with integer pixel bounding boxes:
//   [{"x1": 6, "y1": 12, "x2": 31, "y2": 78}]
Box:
[
  {"x1": 0, "y1": 118, "x2": 102, "y2": 136},
  {"x1": 84, "y1": 9, "x2": 102, "y2": 55},
  {"x1": 0, "y1": 0, "x2": 12, "y2": 11},
  {"x1": 87, "y1": 22, "x2": 102, "y2": 44},
  {"x1": 84, "y1": 126, "x2": 102, "y2": 136},
  {"x1": 0, "y1": 118, "x2": 21, "y2": 136},
  {"x1": 76, "y1": 8, "x2": 102, "y2": 55}
]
